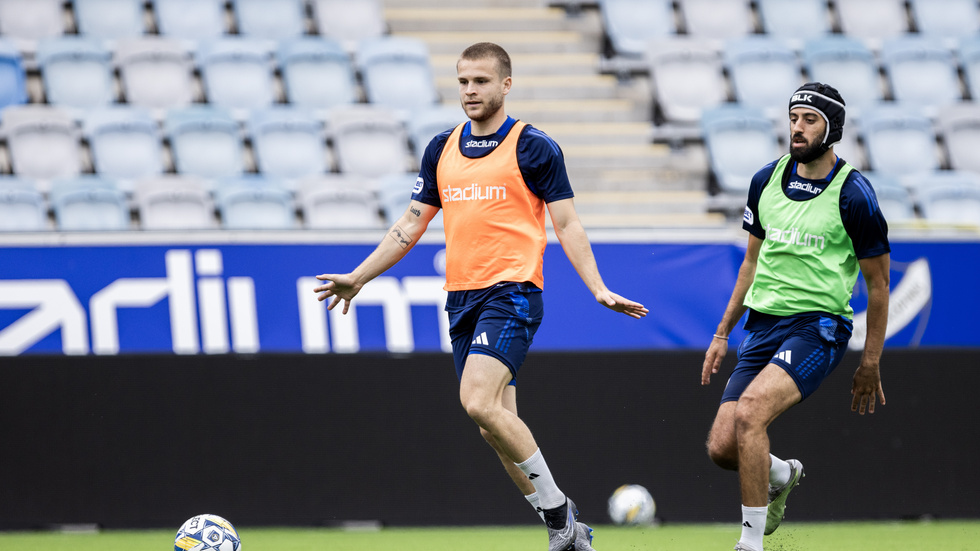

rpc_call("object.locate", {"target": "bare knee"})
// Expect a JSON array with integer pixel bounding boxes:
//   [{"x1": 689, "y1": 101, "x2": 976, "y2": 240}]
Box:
[
  {"x1": 706, "y1": 429, "x2": 739, "y2": 470},
  {"x1": 733, "y1": 394, "x2": 766, "y2": 438},
  {"x1": 461, "y1": 392, "x2": 496, "y2": 430}
]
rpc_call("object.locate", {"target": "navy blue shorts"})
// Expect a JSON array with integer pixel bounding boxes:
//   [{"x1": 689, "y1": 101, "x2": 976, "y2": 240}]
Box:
[
  {"x1": 721, "y1": 313, "x2": 852, "y2": 403},
  {"x1": 446, "y1": 282, "x2": 544, "y2": 386}
]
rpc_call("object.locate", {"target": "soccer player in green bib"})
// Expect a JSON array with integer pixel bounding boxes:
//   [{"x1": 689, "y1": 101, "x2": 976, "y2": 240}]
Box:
[{"x1": 701, "y1": 83, "x2": 891, "y2": 551}]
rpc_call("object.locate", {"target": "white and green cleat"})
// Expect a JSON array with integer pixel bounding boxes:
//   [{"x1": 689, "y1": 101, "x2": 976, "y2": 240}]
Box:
[{"x1": 765, "y1": 459, "x2": 804, "y2": 535}]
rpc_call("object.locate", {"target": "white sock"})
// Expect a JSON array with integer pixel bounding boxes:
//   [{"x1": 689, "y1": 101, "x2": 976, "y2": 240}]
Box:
[
  {"x1": 769, "y1": 454, "x2": 792, "y2": 487},
  {"x1": 515, "y1": 449, "x2": 566, "y2": 510},
  {"x1": 525, "y1": 492, "x2": 546, "y2": 522},
  {"x1": 740, "y1": 505, "x2": 766, "y2": 551}
]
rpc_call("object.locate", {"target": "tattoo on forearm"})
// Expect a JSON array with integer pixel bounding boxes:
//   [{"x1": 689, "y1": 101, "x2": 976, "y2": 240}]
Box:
[
  {"x1": 389, "y1": 225, "x2": 413, "y2": 249},
  {"x1": 410, "y1": 206, "x2": 421, "y2": 217}
]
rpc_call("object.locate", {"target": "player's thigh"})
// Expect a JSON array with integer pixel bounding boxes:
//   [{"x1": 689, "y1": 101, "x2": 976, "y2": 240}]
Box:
[
  {"x1": 459, "y1": 353, "x2": 515, "y2": 409},
  {"x1": 707, "y1": 401, "x2": 739, "y2": 461},
  {"x1": 737, "y1": 363, "x2": 801, "y2": 426}
]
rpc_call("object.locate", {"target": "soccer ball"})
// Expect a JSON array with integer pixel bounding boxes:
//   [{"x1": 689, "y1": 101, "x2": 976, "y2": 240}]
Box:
[
  {"x1": 174, "y1": 514, "x2": 242, "y2": 551},
  {"x1": 607, "y1": 484, "x2": 656, "y2": 525}
]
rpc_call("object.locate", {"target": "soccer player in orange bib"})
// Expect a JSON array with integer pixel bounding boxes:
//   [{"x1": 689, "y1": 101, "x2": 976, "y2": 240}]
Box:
[{"x1": 314, "y1": 42, "x2": 647, "y2": 550}]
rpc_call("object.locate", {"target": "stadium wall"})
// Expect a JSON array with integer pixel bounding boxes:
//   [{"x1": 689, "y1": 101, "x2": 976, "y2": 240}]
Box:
[{"x1": 1, "y1": 349, "x2": 976, "y2": 530}]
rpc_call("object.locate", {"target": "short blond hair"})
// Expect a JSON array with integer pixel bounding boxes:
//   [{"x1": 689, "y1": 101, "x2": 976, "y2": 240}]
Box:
[{"x1": 459, "y1": 42, "x2": 512, "y2": 78}]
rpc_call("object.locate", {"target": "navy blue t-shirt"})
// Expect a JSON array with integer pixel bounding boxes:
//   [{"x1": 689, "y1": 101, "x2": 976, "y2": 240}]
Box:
[
  {"x1": 741, "y1": 156, "x2": 890, "y2": 331},
  {"x1": 743, "y1": 156, "x2": 891, "y2": 260},
  {"x1": 412, "y1": 116, "x2": 575, "y2": 207}
]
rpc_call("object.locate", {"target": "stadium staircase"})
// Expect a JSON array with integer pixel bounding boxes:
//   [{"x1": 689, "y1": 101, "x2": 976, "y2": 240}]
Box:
[{"x1": 383, "y1": 0, "x2": 725, "y2": 228}]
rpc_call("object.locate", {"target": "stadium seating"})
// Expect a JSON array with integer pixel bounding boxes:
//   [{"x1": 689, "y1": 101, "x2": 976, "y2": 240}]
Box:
[
  {"x1": 115, "y1": 38, "x2": 196, "y2": 111},
  {"x1": 165, "y1": 106, "x2": 244, "y2": 180},
  {"x1": 938, "y1": 103, "x2": 980, "y2": 174},
  {"x1": 907, "y1": 0, "x2": 980, "y2": 45},
  {"x1": 215, "y1": 175, "x2": 297, "y2": 230},
  {"x1": 377, "y1": 172, "x2": 444, "y2": 229},
  {"x1": 835, "y1": 120, "x2": 866, "y2": 170},
  {"x1": 357, "y1": 36, "x2": 439, "y2": 116},
  {"x1": 677, "y1": 0, "x2": 755, "y2": 45},
  {"x1": 310, "y1": 0, "x2": 386, "y2": 53},
  {"x1": 278, "y1": 37, "x2": 359, "y2": 111},
  {"x1": 36, "y1": 37, "x2": 114, "y2": 111},
  {"x1": 407, "y1": 106, "x2": 466, "y2": 160},
  {"x1": 723, "y1": 36, "x2": 802, "y2": 120},
  {"x1": 598, "y1": 0, "x2": 675, "y2": 59},
  {"x1": 0, "y1": 39, "x2": 27, "y2": 110},
  {"x1": 756, "y1": 0, "x2": 832, "y2": 48},
  {"x1": 1, "y1": 105, "x2": 81, "y2": 186},
  {"x1": 134, "y1": 175, "x2": 216, "y2": 229},
  {"x1": 834, "y1": 0, "x2": 911, "y2": 49},
  {"x1": 247, "y1": 107, "x2": 329, "y2": 183},
  {"x1": 802, "y1": 36, "x2": 883, "y2": 117},
  {"x1": 914, "y1": 171, "x2": 980, "y2": 225},
  {"x1": 328, "y1": 104, "x2": 413, "y2": 178},
  {"x1": 861, "y1": 171, "x2": 917, "y2": 223},
  {"x1": 298, "y1": 175, "x2": 385, "y2": 229},
  {"x1": 83, "y1": 107, "x2": 164, "y2": 185},
  {"x1": 152, "y1": 0, "x2": 227, "y2": 42},
  {"x1": 646, "y1": 38, "x2": 727, "y2": 126},
  {"x1": 73, "y1": 0, "x2": 146, "y2": 42},
  {"x1": 0, "y1": 177, "x2": 47, "y2": 231},
  {"x1": 956, "y1": 35, "x2": 980, "y2": 101},
  {"x1": 701, "y1": 104, "x2": 780, "y2": 194},
  {"x1": 880, "y1": 36, "x2": 963, "y2": 115},
  {"x1": 0, "y1": 0, "x2": 63, "y2": 50},
  {"x1": 197, "y1": 37, "x2": 276, "y2": 113},
  {"x1": 49, "y1": 176, "x2": 130, "y2": 230},
  {"x1": 231, "y1": 0, "x2": 307, "y2": 40},
  {"x1": 860, "y1": 104, "x2": 941, "y2": 177}
]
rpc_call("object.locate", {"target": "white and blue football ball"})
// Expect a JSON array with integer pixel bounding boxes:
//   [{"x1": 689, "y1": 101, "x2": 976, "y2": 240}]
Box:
[
  {"x1": 607, "y1": 484, "x2": 656, "y2": 525},
  {"x1": 174, "y1": 514, "x2": 242, "y2": 551}
]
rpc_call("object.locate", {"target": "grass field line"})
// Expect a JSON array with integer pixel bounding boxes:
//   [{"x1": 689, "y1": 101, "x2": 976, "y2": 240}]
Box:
[{"x1": 0, "y1": 520, "x2": 978, "y2": 550}]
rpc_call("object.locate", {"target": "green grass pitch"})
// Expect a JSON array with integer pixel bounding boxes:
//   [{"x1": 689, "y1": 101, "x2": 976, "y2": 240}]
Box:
[{"x1": 1, "y1": 521, "x2": 978, "y2": 551}]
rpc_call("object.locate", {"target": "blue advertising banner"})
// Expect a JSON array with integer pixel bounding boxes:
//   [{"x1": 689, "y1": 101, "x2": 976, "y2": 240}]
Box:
[{"x1": 0, "y1": 239, "x2": 975, "y2": 355}]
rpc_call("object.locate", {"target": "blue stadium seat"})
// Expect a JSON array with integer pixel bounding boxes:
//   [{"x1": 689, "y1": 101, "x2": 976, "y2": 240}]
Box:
[
  {"x1": 215, "y1": 175, "x2": 296, "y2": 230},
  {"x1": 116, "y1": 38, "x2": 196, "y2": 111},
  {"x1": 165, "y1": 106, "x2": 244, "y2": 179},
  {"x1": 298, "y1": 174, "x2": 385, "y2": 229},
  {"x1": 73, "y1": 0, "x2": 146, "y2": 42},
  {"x1": 0, "y1": 177, "x2": 47, "y2": 231},
  {"x1": 598, "y1": 0, "x2": 675, "y2": 59},
  {"x1": 835, "y1": 0, "x2": 911, "y2": 49},
  {"x1": 0, "y1": 0, "x2": 64, "y2": 50},
  {"x1": 310, "y1": 0, "x2": 385, "y2": 53},
  {"x1": 646, "y1": 38, "x2": 727, "y2": 126},
  {"x1": 756, "y1": 0, "x2": 832, "y2": 48},
  {"x1": 0, "y1": 40, "x2": 28, "y2": 110},
  {"x1": 723, "y1": 36, "x2": 802, "y2": 119},
  {"x1": 881, "y1": 36, "x2": 963, "y2": 115},
  {"x1": 956, "y1": 35, "x2": 980, "y2": 101},
  {"x1": 248, "y1": 107, "x2": 328, "y2": 183},
  {"x1": 50, "y1": 176, "x2": 130, "y2": 231},
  {"x1": 278, "y1": 37, "x2": 358, "y2": 111},
  {"x1": 861, "y1": 171, "x2": 916, "y2": 222},
  {"x1": 938, "y1": 103, "x2": 980, "y2": 174},
  {"x1": 231, "y1": 0, "x2": 307, "y2": 40},
  {"x1": 908, "y1": 0, "x2": 980, "y2": 45},
  {"x1": 677, "y1": 0, "x2": 755, "y2": 44},
  {"x1": 357, "y1": 36, "x2": 439, "y2": 116},
  {"x1": 83, "y1": 107, "x2": 164, "y2": 184},
  {"x1": 376, "y1": 172, "x2": 444, "y2": 229},
  {"x1": 328, "y1": 104, "x2": 412, "y2": 178},
  {"x1": 915, "y1": 171, "x2": 980, "y2": 226},
  {"x1": 152, "y1": 0, "x2": 226, "y2": 42},
  {"x1": 802, "y1": 36, "x2": 883, "y2": 117},
  {"x1": 1, "y1": 105, "x2": 81, "y2": 186},
  {"x1": 36, "y1": 37, "x2": 114, "y2": 110},
  {"x1": 860, "y1": 104, "x2": 940, "y2": 177},
  {"x1": 197, "y1": 38, "x2": 276, "y2": 112},
  {"x1": 701, "y1": 104, "x2": 779, "y2": 194},
  {"x1": 134, "y1": 175, "x2": 216, "y2": 229}
]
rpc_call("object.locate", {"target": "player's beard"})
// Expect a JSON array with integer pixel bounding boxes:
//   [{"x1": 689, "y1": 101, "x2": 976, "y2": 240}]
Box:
[
  {"x1": 465, "y1": 92, "x2": 504, "y2": 123},
  {"x1": 789, "y1": 134, "x2": 825, "y2": 164}
]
